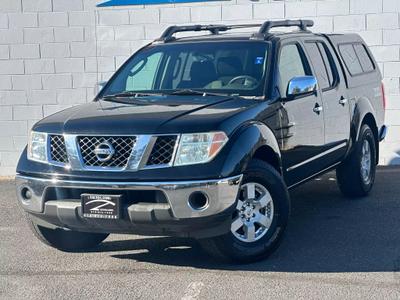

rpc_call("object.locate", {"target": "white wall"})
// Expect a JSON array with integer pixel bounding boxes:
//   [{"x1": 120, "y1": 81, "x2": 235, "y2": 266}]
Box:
[{"x1": 0, "y1": 0, "x2": 399, "y2": 175}]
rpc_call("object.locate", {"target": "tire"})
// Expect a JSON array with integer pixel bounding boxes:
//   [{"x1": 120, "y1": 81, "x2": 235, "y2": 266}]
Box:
[
  {"x1": 336, "y1": 124, "x2": 377, "y2": 198},
  {"x1": 199, "y1": 159, "x2": 290, "y2": 263},
  {"x1": 27, "y1": 215, "x2": 109, "y2": 252}
]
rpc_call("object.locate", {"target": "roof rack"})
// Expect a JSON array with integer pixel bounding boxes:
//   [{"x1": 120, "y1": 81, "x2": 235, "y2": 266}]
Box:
[
  {"x1": 155, "y1": 24, "x2": 263, "y2": 42},
  {"x1": 154, "y1": 19, "x2": 314, "y2": 43},
  {"x1": 251, "y1": 19, "x2": 314, "y2": 39}
]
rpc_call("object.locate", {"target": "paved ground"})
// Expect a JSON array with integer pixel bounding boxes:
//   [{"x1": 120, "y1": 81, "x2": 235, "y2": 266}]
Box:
[{"x1": 1, "y1": 168, "x2": 400, "y2": 299}]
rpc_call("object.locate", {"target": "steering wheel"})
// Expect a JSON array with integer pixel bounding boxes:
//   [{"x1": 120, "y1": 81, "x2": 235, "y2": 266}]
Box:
[{"x1": 228, "y1": 75, "x2": 258, "y2": 87}]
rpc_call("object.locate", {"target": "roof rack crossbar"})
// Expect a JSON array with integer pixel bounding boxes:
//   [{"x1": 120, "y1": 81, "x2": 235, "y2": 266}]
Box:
[
  {"x1": 155, "y1": 23, "x2": 262, "y2": 42},
  {"x1": 258, "y1": 19, "x2": 314, "y2": 35}
]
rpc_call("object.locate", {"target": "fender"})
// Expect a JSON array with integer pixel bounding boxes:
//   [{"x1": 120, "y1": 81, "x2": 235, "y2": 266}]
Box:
[
  {"x1": 220, "y1": 121, "x2": 281, "y2": 177},
  {"x1": 348, "y1": 96, "x2": 379, "y2": 162},
  {"x1": 351, "y1": 97, "x2": 377, "y2": 142}
]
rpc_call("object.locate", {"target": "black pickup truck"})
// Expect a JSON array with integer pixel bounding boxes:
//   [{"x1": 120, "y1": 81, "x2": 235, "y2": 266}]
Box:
[{"x1": 16, "y1": 20, "x2": 386, "y2": 262}]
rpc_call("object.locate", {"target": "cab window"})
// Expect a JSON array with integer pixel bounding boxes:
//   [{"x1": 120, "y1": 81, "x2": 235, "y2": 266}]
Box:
[
  {"x1": 278, "y1": 44, "x2": 310, "y2": 97},
  {"x1": 305, "y1": 41, "x2": 336, "y2": 90}
]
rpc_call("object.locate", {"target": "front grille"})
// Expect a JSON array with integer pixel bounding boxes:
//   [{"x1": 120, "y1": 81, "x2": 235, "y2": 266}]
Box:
[
  {"x1": 50, "y1": 135, "x2": 68, "y2": 164},
  {"x1": 78, "y1": 136, "x2": 136, "y2": 168},
  {"x1": 147, "y1": 135, "x2": 177, "y2": 166}
]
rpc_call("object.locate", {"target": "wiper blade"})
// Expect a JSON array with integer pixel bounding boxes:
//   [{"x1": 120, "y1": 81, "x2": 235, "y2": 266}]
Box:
[
  {"x1": 102, "y1": 91, "x2": 164, "y2": 99},
  {"x1": 168, "y1": 89, "x2": 230, "y2": 97}
]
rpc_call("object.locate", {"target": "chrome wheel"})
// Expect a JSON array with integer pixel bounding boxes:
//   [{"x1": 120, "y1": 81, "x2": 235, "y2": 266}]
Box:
[
  {"x1": 360, "y1": 139, "x2": 372, "y2": 184},
  {"x1": 231, "y1": 182, "x2": 274, "y2": 243}
]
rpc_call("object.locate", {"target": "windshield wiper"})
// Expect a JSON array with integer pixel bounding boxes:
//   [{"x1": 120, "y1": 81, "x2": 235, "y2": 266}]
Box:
[
  {"x1": 102, "y1": 91, "x2": 164, "y2": 99},
  {"x1": 167, "y1": 89, "x2": 230, "y2": 97}
]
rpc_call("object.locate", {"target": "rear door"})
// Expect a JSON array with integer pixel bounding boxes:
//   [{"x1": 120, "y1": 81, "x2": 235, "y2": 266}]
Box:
[
  {"x1": 277, "y1": 41, "x2": 325, "y2": 186},
  {"x1": 303, "y1": 37, "x2": 350, "y2": 165}
]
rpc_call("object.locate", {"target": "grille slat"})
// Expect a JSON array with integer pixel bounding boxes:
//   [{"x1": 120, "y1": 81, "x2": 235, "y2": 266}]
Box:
[
  {"x1": 78, "y1": 136, "x2": 136, "y2": 168},
  {"x1": 50, "y1": 135, "x2": 68, "y2": 164},
  {"x1": 147, "y1": 136, "x2": 177, "y2": 166}
]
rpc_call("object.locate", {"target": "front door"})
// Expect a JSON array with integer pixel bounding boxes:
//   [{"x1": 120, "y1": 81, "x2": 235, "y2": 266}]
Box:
[{"x1": 277, "y1": 42, "x2": 325, "y2": 186}]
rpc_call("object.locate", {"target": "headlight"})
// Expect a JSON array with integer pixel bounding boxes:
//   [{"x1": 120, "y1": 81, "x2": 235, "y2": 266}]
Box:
[
  {"x1": 27, "y1": 131, "x2": 48, "y2": 163},
  {"x1": 174, "y1": 132, "x2": 228, "y2": 166}
]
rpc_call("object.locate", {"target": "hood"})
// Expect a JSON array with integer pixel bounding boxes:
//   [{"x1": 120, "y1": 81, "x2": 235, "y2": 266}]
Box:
[{"x1": 33, "y1": 95, "x2": 259, "y2": 135}]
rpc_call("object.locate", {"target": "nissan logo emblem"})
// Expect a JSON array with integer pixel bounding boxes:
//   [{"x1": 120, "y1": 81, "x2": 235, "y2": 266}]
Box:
[{"x1": 93, "y1": 142, "x2": 115, "y2": 162}]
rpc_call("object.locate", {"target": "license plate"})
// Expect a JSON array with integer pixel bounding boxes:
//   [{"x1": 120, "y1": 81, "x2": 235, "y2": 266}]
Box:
[{"x1": 81, "y1": 194, "x2": 121, "y2": 219}]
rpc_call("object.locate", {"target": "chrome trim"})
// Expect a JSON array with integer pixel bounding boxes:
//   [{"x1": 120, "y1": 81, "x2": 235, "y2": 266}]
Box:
[
  {"x1": 313, "y1": 105, "x2": 323, "y2": 113},
  {"x1": 64, "y1": 134, "x2": 82, "y2": 170},
  {"x1": 48, "y1": 133, "x2": 180, "y2": 172},
  {"x1": 16, "y1": 174, "x2": 243, "y2": 219},
  {"x1": 286, "y1": 142, "x2": 347, "y2": 172},
  {"x1": 127, "y1": 135, "x2": 152, "y2": 170},
  {"x1": 287, "y1": 76, "x2": 317, "y2": 98},
  {"x1": 288, "y1": 162, "x2": 341, "y2": 189}
]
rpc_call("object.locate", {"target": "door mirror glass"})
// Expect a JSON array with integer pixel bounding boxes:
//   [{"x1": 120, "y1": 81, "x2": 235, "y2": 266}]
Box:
[{"x1": 286, "y1": 76, "x2": 317, "y2": 99}]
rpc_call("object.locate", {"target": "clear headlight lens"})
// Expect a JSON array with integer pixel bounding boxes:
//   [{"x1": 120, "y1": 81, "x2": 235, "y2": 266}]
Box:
[
  {"x1": 174, "y1": 132, "x2": 228, "y2": 166},
  {"x1": 27, "y1": 131, "x2": 48, "y2": 163}
]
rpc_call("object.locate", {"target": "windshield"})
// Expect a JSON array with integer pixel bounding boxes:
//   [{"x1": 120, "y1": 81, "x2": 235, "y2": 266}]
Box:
[{"x1": 100, "y1": 41, "x2": 269, "y2": 98}]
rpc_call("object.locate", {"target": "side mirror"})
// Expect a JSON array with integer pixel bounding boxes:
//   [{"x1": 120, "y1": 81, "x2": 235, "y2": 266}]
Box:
[
  {"x1": 95, "y1": 81, "x2": 107, "y2": 94},
  {"x1": 286, "y1": 76, "x2": 317, "y2": 99}
]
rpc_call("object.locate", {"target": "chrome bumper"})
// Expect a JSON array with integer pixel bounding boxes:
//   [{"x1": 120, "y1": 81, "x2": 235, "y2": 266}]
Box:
[{"x1": 15, "y1": 174, "x2": 242, "y2": 219}]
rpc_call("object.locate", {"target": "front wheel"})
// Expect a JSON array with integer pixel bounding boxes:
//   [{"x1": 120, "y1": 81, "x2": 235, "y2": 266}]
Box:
[
  {"x1": 27, "y1": 215, "x2": 109, "y2": 252},
  {"x1": 199, "y1": 159, "x2": 290, "y2": 263}
]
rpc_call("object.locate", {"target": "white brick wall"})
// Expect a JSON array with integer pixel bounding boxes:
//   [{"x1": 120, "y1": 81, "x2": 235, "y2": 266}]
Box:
[{"x1": 0, "y1": 0, "x2": 399, "y2": 175}]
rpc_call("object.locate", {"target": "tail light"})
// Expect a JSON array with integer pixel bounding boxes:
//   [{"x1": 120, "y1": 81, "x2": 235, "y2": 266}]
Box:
[{"x1": 381, "y1": 82, "x2": 386, "y2": 110}]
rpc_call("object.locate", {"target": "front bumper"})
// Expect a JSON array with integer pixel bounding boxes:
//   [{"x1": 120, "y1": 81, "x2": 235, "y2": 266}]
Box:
[{"x1": 16, "y1": 174, "x2": 242, "y2": 238}]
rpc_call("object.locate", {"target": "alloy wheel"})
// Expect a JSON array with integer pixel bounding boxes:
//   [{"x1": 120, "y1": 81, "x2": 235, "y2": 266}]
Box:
[
  {"x1": 360, "y1": 139, "x2": 372, "y2": 184},
  {"x1": 231, "y1": 182, "x2": 274, "y2": 243}
]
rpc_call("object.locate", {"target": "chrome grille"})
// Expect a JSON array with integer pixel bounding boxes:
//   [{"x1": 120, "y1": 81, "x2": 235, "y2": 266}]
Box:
[
  {"x1": 147, "y1": 135, "x2": 177, "y2": 166},
  {"x1": 78, "y1": 136, "x2": 136, "y2": 168},
  {"x1": 50, "y1": 135, "x2": 68, "y2": 164}
]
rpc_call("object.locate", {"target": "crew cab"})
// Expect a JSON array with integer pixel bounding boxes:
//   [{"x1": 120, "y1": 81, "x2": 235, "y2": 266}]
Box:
[{"x1": 16, "y1": 20, "x2": 386, "y2": 262}]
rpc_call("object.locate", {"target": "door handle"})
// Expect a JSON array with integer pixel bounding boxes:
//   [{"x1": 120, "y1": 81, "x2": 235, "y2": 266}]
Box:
[
  {"x1": 339, "y1": 97, "x2": 348, "y2": 106},
  {"x1": 313, "y1": 104, "x2": 323, "y2": 114}
]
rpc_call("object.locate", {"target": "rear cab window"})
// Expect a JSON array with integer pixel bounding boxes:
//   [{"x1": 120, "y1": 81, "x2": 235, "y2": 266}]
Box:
[
  {"x1": 354, "y1": 44, "x2": 374, "y2": 72},
  {"x1": 339, "y1": 43, "x2": 375, "y2": 76}
]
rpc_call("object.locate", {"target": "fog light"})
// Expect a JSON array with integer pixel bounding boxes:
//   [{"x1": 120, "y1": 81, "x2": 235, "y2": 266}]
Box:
[
  {"x1": 188, "y1": 192, "x2": 209, "y2": 211},
  {"x1": 21, "y1": 187, "x2": 32, "y2": 201}
]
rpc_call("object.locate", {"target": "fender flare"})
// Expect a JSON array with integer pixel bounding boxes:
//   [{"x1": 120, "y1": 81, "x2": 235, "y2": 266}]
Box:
[
  {"x1": 220, "y1": 122, "x2": 282, "y2": 177},
  {"x1": 351, "y1": 97, "x2": 377, "y2": 142},
  {"x1": 349, "y1": 97, "x2": 379, "y2": 163}
]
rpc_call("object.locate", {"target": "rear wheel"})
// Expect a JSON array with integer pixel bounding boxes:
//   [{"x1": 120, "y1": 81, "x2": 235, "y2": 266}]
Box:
[
  {"x1": 27, "y1": 215, "x2": 109, "y2": 252},
  {"x1": 199, "y1": 159, "x2": 290, "y2": 263},
  {"x1": 336, "y1": 124, "x2": 377, "y2": 197}
]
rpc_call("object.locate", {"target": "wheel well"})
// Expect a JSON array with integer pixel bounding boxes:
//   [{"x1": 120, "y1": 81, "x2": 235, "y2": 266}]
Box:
[
  {"x1": 252, "y1": 146, "x2": 282, "y2": 174},
  {"x1": 361, "y1": 113, "x2": 379, "y2": 164}
]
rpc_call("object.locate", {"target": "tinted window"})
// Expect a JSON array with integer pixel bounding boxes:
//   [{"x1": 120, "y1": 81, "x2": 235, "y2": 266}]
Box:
[
  {"x1": 317, "y1": 43, "x2": 335, "y2": 86},
  {"x1": 354, "y1": 43, "x2": 374, "y2": 72},
  {"x1": 305, "y1": 42, "x2": 330, "y2": 89},
  {"x1": 102, "y1": 42, "x2": 269, "y2": 97},
  {"x1": 278, "y1": 44, "x2": 308, "y2": 96},
  {"x1": 339, "y1": 44, "x2": 363, "y2": 75}
]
